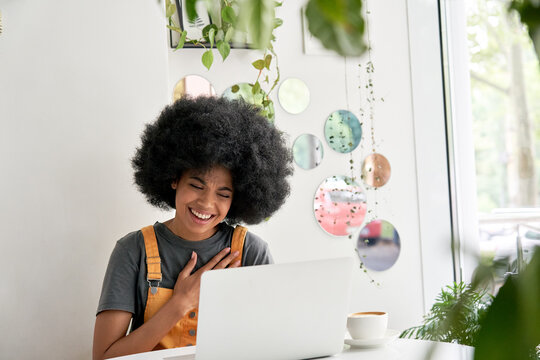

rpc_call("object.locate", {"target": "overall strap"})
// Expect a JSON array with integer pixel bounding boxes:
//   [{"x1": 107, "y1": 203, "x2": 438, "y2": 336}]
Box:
[
  {"x1": 141, "y1": 225, "x2": 162, "y2": 294},
  {"x1": 231, "y1": 225, "x2": 248, "y2": 265}
]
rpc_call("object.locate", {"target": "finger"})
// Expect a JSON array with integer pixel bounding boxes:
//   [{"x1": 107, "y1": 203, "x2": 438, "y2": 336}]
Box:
[
  {"x1": 199, "y1": 247, "x2": 231, "y2": 271},
  {"x1": 228, "y1": 260, "x2": 241, "y2": 268},
  {"x1": 213, "y1": 251, "x2": 240, "y2": 270},
  {"x1": 178, "y1": 251, "x2": 197, "y2": 280}
]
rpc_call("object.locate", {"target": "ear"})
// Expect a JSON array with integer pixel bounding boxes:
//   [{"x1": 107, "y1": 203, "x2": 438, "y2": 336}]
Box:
[{"x1": 171, "y1": 180, "x2": 178, "y2": 190}]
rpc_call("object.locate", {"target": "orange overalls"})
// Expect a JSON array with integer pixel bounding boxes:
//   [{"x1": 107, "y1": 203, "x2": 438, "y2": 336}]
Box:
[{"x1": 140, "y1": 225, "x2": 247, "y2": 350}]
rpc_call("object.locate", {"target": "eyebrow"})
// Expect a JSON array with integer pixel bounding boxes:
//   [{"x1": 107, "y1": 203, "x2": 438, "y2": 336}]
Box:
[{"x1": 190, "y1": 176, "x2": 233, "y2": 192}]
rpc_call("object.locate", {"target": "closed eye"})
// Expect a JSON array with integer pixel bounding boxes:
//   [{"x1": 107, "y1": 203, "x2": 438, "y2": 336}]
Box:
[
  {"x1": 190, "y1": 184, "x2": 203, "y2": 190},
  {"x1": 218, "y1": 193, "x2": 231, "y2": 199}
]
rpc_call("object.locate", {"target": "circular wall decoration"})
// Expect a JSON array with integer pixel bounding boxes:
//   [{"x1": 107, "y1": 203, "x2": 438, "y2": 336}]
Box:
[
  {"x1": 313, "y1": 175, "x2": 367, "y2": 236},
  {"x1": 293, "y1": 134, "x2": 324, "y2": 170},
  {"x1": 173, "y1": 74, "x2": 216, "y2": 101},
  {"x1": 278, "y1": 78, "x2": 310, "y2": 114},
  {"x1": 324, "y1": 110, "x2": 362, "y2": 153},
  {"x1": 356, "y1": 220, "x2": 400, "y2": 271},
  {"x1": 222, "y1": 83, "x2": 275, "y2": 122},
  {"x1": 362, "y1": 153, "x2": 391, "y2": 188}
]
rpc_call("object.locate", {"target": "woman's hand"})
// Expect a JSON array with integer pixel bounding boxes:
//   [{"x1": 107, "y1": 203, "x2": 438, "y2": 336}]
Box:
[
  {"x1": 172, "y1": 247, "x2": 241, "y2": 310},
  {"x1": 93, "y1": 248, "x2": 240, "y2": 359}
]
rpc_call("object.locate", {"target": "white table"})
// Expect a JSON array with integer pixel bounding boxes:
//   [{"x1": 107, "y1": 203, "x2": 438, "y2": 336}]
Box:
[{"x1": 110, "y1": 339, "x2": 474, "y2": 360}]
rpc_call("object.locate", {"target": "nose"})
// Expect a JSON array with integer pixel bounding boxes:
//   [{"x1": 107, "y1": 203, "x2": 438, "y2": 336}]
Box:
[{"x1": 197, "y1": 189, "x2": 215, "y2": 209}]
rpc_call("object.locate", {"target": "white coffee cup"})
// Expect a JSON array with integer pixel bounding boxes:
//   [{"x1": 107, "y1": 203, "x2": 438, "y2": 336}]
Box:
[{"x1": 347, "y1": 311, "x2": 388, "y2": 340}]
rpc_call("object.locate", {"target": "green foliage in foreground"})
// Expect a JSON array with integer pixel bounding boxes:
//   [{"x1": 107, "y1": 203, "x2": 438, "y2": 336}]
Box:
[
  {"x1": 305, "y1": 0, "x2": 367, "y2": 57},
  {"x1": 474, "y1": 249, "x2": 540, "y2": 360},
  {"x1": 400, "y1": 282, "x2": 493, "y2": 347},
  {"x1": 509, "y1": 0, "x2": 540, "y2": 61},
  {"x1": 401, "y1": 249, "x2": 540, "y2": 360}
]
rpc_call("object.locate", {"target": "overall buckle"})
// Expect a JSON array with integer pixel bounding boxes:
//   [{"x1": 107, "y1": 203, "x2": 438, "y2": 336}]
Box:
[{"x1": 147, "y1": 276, "x2": 162, "y2": 295}]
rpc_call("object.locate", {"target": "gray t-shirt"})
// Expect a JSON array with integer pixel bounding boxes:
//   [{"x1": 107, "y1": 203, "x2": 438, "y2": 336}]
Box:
[{"x1": 97, "y1": 222, "x2": 273, "y2": 331}]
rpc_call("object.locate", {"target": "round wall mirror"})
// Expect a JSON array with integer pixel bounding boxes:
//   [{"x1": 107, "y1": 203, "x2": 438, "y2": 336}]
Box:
[
  {"x1": 362, "y1": 153, "x2": 391, "y2": 188},
  {"x1": 293, "y1": 134, "x2": 324, "y2": 170},
  {"x1": 222, "y1": 83, "x2": 275, "y2": 122},
  {"x1": 313, "y1": 175, "x2": 367, "y2": 236},
  {"x1": 278, "y1": 78, "x2": 310, "y2": 114},
  {"x1": 356, "y1": 220, "x2": 401, "y2": 271},
  {"x1": 324, "y1": 110, "x2": 362, "y2": 153},
  {"x1": 173, "y1": 74, "x2": 216, "y2": 101}
]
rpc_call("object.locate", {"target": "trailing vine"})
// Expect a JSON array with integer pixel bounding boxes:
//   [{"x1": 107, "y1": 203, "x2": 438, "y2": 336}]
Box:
[
  {"x1": 358, "y1": 5, "x2": 385, "y2": 219},
  {"x1": 356, "y1": 3, "x2": 384, "y2": 285}
]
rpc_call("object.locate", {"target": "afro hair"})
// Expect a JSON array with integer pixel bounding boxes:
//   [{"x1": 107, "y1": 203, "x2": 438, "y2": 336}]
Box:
[{"x1": 132, "y1": 96, "x2": 294, "y2": 225}]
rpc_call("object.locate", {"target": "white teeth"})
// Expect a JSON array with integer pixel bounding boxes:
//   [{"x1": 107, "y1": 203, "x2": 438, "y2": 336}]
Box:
[{"x1": 191, "y1": 208, "x2": 212, "y2": 220}]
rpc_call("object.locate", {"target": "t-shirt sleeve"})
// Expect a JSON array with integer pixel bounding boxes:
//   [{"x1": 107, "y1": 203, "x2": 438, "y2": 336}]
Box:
[
  {"x1": 242, "y1": 232, "x2": 274, "y2": 266},
  {"x1": 96, "y1": 239, "x2": 140, "y2": 315}
]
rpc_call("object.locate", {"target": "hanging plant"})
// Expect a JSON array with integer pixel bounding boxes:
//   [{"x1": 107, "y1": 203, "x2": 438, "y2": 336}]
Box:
[
  {"x1": 164, "y1": 0, "x2": 282, "y2": 122},
  {"x1": 162, "y1": 0, "x2": 371, "y2": 122}
]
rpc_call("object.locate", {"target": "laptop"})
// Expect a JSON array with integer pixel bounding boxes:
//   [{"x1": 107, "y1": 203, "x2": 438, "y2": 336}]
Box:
[{"x1": 166, "y1": 257, "x2": 353, "y2": 360}]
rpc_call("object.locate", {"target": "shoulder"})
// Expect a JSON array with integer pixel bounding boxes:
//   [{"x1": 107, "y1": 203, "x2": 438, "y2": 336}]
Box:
[
  {"x1": 109, "y1": 228, "x2": 146, "y2": 265},
  {"x1": 97, "y1": 229, "x2": 146, "y2": 315},
  {"x1": 116, "y1": 229, "x2": 145, "y2": 251},
  {"x1": 238, "y1": 227, "x2": 274, "y2": 265},
  {"x1": 243, "y1": 230, "x2": 267, "y2": 250},
  {"x1": 230, "y1": 225, "x2": 268, "y2": 250}
]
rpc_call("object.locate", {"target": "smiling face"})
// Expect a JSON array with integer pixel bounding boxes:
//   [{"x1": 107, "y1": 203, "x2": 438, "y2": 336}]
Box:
[{"x1": 169, "y1": 165, "x2": 234, "y2": 241}]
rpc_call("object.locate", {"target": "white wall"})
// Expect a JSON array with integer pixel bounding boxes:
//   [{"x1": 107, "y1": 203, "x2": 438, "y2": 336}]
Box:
[
  {"x1": 0, "y1": 1, "x2": 169, "y2": 358},
  {"x1": 0, "y1": 0, "x2": 453, "y2": 358}
]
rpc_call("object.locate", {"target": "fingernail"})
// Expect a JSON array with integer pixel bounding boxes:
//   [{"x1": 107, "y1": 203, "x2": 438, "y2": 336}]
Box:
[
  {"x1": 233, "y1": 251, "x2": 239, "y2": 257},
  {"x1": 192, "y1": 251, "x2": 196, "y2": 259},
  {"x1": 225, "y1": 247, "x2": 231, "y2": 252}
]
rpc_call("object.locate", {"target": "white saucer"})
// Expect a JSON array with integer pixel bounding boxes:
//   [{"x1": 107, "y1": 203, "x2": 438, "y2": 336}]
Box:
[{"x1": 344, "y1": 329, "x2": 400, "y2": 348}]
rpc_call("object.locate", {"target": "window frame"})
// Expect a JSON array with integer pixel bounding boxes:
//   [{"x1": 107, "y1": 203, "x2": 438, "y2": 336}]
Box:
[{"x1": 406, "y1": 0, "x2": 480, "y2": 310}]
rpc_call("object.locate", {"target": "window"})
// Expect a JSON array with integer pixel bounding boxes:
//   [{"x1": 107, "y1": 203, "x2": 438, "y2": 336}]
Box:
[{"x1": 443, "y1": 0, "x2": 540, "y2": 291}]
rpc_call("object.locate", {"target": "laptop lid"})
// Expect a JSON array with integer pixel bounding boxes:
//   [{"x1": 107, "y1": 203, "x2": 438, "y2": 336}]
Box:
[{"x1": 195, "y1": 257, "x2": 353, "y2": 360}]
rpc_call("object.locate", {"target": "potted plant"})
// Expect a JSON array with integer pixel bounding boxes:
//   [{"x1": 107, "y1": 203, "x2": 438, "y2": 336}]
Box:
[{"x1": 400, "y1": 282, "x2": 493, "y2": 347}]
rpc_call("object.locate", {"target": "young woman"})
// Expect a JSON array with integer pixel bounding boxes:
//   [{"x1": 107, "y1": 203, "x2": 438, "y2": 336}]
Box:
[{"x1": 93, "y1": 96, "x2": 293, "y2": 359}]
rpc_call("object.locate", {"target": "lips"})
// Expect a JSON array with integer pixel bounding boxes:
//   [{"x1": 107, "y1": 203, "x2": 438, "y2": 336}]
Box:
[{"x1": 189, "y1": 208, "x2": 215, "y2": 223}]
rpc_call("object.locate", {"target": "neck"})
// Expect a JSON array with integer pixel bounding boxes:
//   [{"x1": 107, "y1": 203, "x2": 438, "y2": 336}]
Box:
[{"x1": 163, "y1": 218, "x2": 219, "y2": 241}]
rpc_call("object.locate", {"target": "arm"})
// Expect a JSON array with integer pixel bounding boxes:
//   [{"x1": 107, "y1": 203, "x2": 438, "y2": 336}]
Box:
[
  {"x1": 92, "y1": 248, "x2": 241, "y2": 360},
  {"x1": 93, "y1": 297, "x2": 189, "y2": 360}
]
